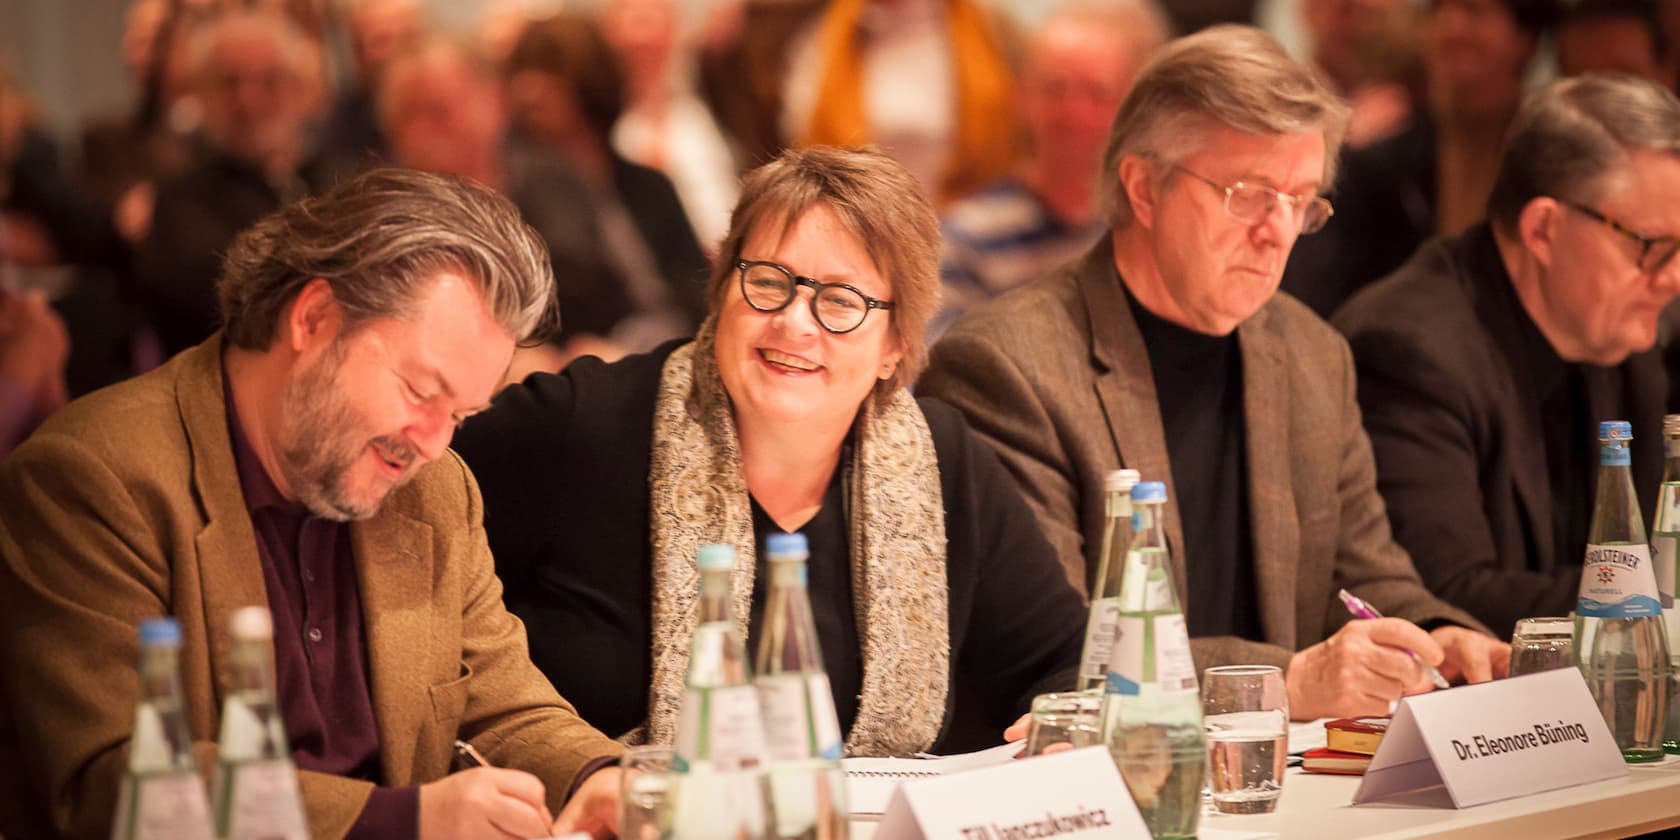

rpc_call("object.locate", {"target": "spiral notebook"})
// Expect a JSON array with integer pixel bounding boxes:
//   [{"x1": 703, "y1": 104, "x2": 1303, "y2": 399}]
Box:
[{"x1": 843, "y1": 741, "x2": 1022, "y2": 816}]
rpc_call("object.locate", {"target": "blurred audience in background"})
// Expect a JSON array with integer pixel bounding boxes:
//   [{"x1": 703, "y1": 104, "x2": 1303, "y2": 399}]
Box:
[
  {"x1": 3, "y1": 0, "x2": 1679, "y2": 464},
  {"x1": 81, "y1": 0, "x2": 206, "y2": 219},
  {"x1": 782, "y1": 0, "x2": 1022, "y2": 205},
  {"x1": 603, "y1": 0, "x2": 740, "y2": 249},
  {"x1": 504, "y1": 13, "x2": 708, "y2": 349},
  {"x1": 696, "y1": 0, "x2": 825, "y2": 171},
  {"x1": 377, "y1": 35, "x2": 616, "y2": 367},
  {"x1": 320, "y1": 0, "x2": 421, "y2": 163},
  {"x1": 135, "y1": 7, "x2": 348, "y2": 360},
  {"x1": 932, "y1": 0, "x2": 1168, "y2": 341},
  {"x1": 1298, "y1": 0, "x2": 1424, "y2": 148},
  {"x1": 1165, "y1": 0, "x2": 1261, "y2": 32},
  {"x1": 0, "y1": 289, "x2": 68, "y2": 459},
  {"x1": 1283, "y1": 0, "x2": 1555, "y2": 317},
  {"x1": 1556, "y1": 0, "x2": 1676, "y2": 89},
  {"x1": 6, "y1": 52, "x2": 139, "y2": 401},
  {"x1": 1, "y1": 78, "x2": 71, "y2": 458}
]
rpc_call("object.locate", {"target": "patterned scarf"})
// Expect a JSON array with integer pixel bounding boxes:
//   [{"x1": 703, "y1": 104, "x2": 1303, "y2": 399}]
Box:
[{"x1": 631, "y1": 328, "x2": 950, "y2": 756}]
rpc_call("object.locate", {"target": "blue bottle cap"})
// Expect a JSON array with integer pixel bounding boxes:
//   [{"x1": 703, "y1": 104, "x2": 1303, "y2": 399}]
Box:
[
  {"x1": 138, "y1": 617, "x2": 181, "y2": 647},
  {"x1": 1131, "y1": 481, "x2": 1167, "y2": 502},
  {"x1": 1599, "y1": 420, "x2": 1632, "y2": 440},
  {"x1": 766, "y1": 532, "x2": 808, "y2": 557},
  {"x1": 697, "y1": 543, "x2": 736, "y2": 570}
]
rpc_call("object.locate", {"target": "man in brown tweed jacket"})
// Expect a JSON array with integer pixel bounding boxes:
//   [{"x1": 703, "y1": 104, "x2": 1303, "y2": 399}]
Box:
[
  {"x1": 920, "y1": 26, "x2": 1508, "y2": 722},
  {"x1": 0, "y1": 169, "x2": 623, "y2": 839}
]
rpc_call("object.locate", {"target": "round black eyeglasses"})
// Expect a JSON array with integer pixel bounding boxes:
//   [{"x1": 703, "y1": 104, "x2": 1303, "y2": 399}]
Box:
[{"x1": 737, "y1": 260, "x2": 893, "y2": 334}]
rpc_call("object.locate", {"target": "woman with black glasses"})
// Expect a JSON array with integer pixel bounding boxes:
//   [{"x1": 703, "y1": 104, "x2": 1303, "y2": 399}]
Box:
[{"x1": 452, "y1": 146, "x2": 1083, "y2": 756}]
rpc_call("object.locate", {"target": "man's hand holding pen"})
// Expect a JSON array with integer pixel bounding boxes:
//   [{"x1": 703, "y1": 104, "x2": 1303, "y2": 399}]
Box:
[
  {"x1": 1285, "y1": 614, "x2": 1510, "y2": 720},
  {"x1": 437, "y1": 740, "x2": 621, "y2": 840}
]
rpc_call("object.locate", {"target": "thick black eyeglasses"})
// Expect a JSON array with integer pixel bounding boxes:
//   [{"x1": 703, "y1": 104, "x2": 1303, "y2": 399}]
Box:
[
  {"x1": 1174, "y1": 165, "x2": 1334, "y2": 235},
  {"x1": 1557, "y1": 199, "x2": 1680, "y2": 275},
  {"x1": 737, "y1": 260, "x2": 893, "y2": 334}
]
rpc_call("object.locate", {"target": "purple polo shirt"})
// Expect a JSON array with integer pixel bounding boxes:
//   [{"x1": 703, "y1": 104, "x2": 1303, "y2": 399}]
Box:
[{"x1": 224, "y1": 377, "x2": 419, "y2": 837}]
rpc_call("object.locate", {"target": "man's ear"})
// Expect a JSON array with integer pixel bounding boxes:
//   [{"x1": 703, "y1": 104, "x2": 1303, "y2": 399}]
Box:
[
  {"x1": 1118, "y1": 155, "x2": 1161, "y2": 230},
  {"x1": 284, "y1": 278, "x2": 343, "y2": 353},
  {"x1": 1516, "y1": 197, "x2": 1561, "y2": 272}
]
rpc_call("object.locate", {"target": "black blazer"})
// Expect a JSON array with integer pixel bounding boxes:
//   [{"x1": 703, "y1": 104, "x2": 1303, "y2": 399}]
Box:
[
  {"x1": 1335, "y1": 224, "x2": 1669, "y2": 633},
  {"x1": 451, "y1": 341, "x2": 1084, "y2": 752}
]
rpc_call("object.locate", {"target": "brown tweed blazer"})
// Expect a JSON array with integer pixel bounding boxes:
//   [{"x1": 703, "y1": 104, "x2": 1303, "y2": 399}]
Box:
[
  {"x1": 0, "y1": 337, "x2": 623, "y2": 840},
  {"x1": 919, "y1": 239, "x2": 1486, "y2": 673}
]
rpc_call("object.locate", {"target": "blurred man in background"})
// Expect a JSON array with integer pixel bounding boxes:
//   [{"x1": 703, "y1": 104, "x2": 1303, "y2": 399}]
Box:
[
  {"x1": 933, "y1": 0, "x2": 1168, "y2": 341},
  {"x1": 136, "y1": 7, "x2": 348, "y2": 359}
]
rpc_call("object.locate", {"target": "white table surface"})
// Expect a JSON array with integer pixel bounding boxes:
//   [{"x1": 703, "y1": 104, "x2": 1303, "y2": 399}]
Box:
[{"x1": 853, "y1": 753, "x2": 1680, "y2": 839}]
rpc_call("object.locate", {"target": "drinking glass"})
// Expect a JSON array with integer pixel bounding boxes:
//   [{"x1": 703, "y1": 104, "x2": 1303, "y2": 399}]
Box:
[
  {"x1": 1023, "y1": 691, "x2": 1103, "y2": 756},
  {"x1": 620, "y1": 745, "x2": 674, "y2": 840},
  {"x1": 1509, "y1": 617, "x2": 1574, "y2": 677},
  {"x1": 1202, "y1": 665, "x2": 1288, "y2": 815}
]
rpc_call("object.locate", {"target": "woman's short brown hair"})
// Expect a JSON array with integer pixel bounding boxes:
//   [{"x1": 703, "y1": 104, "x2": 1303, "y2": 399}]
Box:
[{"x1": 706, "y1": 146, "x2": 940, "y2": 396}]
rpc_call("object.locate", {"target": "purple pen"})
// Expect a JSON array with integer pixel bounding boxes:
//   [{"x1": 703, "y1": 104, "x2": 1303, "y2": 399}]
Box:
[{"x1": 1336, "y1": 588, "x2": 1452, "y2": 690}]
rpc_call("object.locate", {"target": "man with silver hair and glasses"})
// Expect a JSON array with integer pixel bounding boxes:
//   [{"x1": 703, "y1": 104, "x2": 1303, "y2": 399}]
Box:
[
  {"x1": 921, "y1": 25, "x2": 1508, "y2": 722},
  {"x1": 1336, "y1": 74, "x2": 1680, "y2": 635},
  {"x1": 138, "y1": 6, "x2": 348, "y2": 360},
  {"x1": 0, "y1": 169, "x2": 624, "y2": 839}
]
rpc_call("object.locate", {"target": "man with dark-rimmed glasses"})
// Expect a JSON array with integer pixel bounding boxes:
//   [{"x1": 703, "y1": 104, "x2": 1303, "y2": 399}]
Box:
[
  {"x1": 1336, "y1": 73, "x2": 1680, "y2": 634},
  {"x1": 922, "y1": 25, "x2": 1508, "y2": 723}
]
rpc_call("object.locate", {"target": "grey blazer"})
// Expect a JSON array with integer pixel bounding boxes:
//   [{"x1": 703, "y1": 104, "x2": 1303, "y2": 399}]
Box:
[{"x1": 919, "y1": 238, "x2": 1485, "y2": 671}]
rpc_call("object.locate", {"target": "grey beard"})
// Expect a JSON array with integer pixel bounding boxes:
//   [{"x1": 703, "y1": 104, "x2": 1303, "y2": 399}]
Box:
[{"x1": 273, "y1": 344, "x2": 388, "y2": 521}]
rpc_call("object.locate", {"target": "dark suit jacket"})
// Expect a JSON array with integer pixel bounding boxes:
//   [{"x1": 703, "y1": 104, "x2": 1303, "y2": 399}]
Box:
[
  {"x1": 0, "y1": 337, "x2": 622, "y2": 839},
  {"x1": 452, "y1": 341, "x2": 1084, "y2": 753},
  {"x1": 919, "y1": 238, "x2": 1484, "y2": 673},
  {"x1": 1334, "y1": 224, "x2": 1669, "y2": 634}
]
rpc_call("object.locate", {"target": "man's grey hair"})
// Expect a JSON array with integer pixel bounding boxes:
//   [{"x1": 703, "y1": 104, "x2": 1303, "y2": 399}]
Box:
[
  {"x1": 1488, "y1": 73, "x2": 1680, "y2": 235},
  {"x1": 1099, "y1": 24, "x2": 1350, "y2": 228},
  {"x1": 219, "y1": 167, "x2": 556, "y2": 349}
]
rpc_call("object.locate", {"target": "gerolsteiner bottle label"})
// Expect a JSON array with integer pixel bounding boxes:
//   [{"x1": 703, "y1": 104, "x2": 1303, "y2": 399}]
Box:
[
  {"x1": 1579, "y1": 543, "x2": 1664, "y2": 618},
  {"x1": 1105, "y1": 614, "x2": 1198, "y2": 696}
]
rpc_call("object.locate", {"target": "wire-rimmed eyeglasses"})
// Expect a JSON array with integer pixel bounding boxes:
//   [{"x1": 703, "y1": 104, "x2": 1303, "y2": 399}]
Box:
[
  {"x1": 1557, "y1": 199, "x2": 1680, "y2": 275},
  {"x1": 737, "y1": 260, "x2": 893, "y2": 334},
  {"x1": 1174, "y1": 165, "x2": 1334, "y2": 235}
]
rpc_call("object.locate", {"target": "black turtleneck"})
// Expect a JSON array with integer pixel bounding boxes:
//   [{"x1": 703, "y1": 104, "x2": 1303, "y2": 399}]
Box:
[{"x1": 1120, "y1": 279, "x2": 1262, "y2": 640}]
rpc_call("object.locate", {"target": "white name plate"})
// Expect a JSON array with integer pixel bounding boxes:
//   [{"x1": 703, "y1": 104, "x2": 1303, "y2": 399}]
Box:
[
  {"x1": 875, "y1": 746, "x2": 1150, "y2": 840},
  {"x1": 1353, "y1": 667, "x2": 1627, "y2": 809}
]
